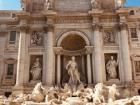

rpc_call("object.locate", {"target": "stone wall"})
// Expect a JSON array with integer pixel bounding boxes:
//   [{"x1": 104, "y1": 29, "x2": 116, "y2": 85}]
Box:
[{"x1": 54, "y1": 0, "x2": 91, "y2": 12}]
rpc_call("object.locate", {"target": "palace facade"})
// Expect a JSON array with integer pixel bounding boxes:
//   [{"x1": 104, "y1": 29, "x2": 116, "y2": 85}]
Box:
[{"x1": 0, "y1": 0, "x2": 140, "y2": 97}]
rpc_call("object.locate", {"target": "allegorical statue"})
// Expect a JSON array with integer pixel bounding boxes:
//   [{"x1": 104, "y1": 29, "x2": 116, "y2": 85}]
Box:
[
  {"x1": 44, "y1": 0, "x2": 52, "y2": 10},
  {"x1": 106, "y1": 56, "x2": 118, "y2": 80},
  {"x1": 108, "y1": 84, "x2": 120, "y2": 103},
  {"x1": 21, "y1": 0, "x2": 26, "y2": 11},
  {"x1": 66, "y1": 56, "x2": 81, "y2": 84},
  {"x1": 30, "y1": 58, "x2": 42, "y2": 81},
  {"x1": 91, "y1": 0, "x2": 101, "y2": 9},
  {"x1": 115, "y1": 0, "x2": 123, "y2": 9}
]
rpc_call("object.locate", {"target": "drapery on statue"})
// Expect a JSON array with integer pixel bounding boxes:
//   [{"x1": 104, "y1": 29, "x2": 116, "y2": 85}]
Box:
[
  {"x1": 66, "y1": 56, "x2": 81, "y2": 84},
  {"x1": 106, "y1": 56, "x2": 118, "y2": 80},
  {"x1": 30, "y1": 58, "x2": 42, "y2": 81}
]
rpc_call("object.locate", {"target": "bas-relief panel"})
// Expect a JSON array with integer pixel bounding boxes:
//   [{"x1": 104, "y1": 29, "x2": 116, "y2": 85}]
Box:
[
  {"x1": 30, "y1": 31, "x2": 44, "y2": 46},
  {"x1": 103, "y1": 29, "x2": 117, "y2": 46}
]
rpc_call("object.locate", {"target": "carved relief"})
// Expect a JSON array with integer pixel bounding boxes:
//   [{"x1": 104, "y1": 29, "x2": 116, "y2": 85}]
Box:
[
  {"x1": 105, "y1": 53, "x2": 119, "y2": 81},
  {"x1": 30, "y1": 55, "x2": 43, "y2": 84},
  {"x1": 103, "y1": 30, "x2": 116, "y2": 45},
  {"x1": 31, "y1": 31, "x2": 43, "y2": 46}
]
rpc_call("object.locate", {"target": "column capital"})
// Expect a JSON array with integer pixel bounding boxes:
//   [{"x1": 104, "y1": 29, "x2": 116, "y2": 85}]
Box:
[
  {"x1": 19, "y1": 25, "x2": 29, "y2": 31},
  {"x1": 54, "y1": 47, "x2": 63, "y2": 55},
  {"x1": 92, "y1": 23, "x2": 102, "y2": 30},
  {"x1": 19, "y1": 19, "x2": 29, "y2": 31},
  {"x1": 85, "y1": 46, "x2": 93, "y2": 54},
  {"x1": 44, "y1": 24, "x2": 54, "y2": 32},
  {"x1": 119, "y1": 22, "x2": 128, "y2": 30}
]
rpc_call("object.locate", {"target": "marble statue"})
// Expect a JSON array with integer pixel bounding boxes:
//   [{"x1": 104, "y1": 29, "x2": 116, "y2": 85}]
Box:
[
  {"x1": 3, "y1": 82, "x2": 140, "y2": 105},
  {"x1": 21, "y1": 0, "x2": 26, "y2": 11},
  {"x1": 115, "y1": 0, "x2": 123, "y2": 9},
  {"x1": 30, "y1": 58, "x2": 42, "y2": 81},
  {"x1": 108, "y1": 84, "x2": 120, "y2": 103},
  {"x1": 44, "y1": 0, "x2": 52, "y2": 10},
  {"x1": 31, "y1": 31, "x2": 43, "y2": 46},
  {"x1": 91, "y1": 0, "x2": 101, "y2": 9},
  {"x1": 66, "y1": 56, "x2": 81, "y2": 84},
  {"x1": 93, "y1": 83, "x2": 105, "y2": 103},
  {"x1": 106, "y1": 56, "x2": 118, "y2": 80},
  {"x1": 12, "y1": 93, "x2": 29, "y2": 103},
  {"x1": 30, "y1": 82, "x2": 45, "y2": 102}
]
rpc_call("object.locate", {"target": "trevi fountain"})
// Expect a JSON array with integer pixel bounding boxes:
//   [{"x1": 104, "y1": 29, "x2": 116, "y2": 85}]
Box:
[{"x1": 0, "y1": 0, "x2": 140, "y2": 104}]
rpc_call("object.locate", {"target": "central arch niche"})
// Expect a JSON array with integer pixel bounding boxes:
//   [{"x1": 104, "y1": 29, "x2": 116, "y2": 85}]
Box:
[
  {"x1": 57, "y1": 32, "x2": 89, "y2": 84},
  {"x1": 61, "y1": 34, "x2": 86, "y2": 51}
]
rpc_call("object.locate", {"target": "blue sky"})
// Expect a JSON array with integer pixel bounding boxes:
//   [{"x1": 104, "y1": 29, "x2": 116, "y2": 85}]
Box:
[{"x1": 0, "y1": 0, "x2": 139, "y2": 10}]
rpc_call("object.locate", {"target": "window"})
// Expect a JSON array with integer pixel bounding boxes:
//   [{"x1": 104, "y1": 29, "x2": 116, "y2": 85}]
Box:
[
  {"x1": 9, "y1": 31, "x2": 16, "y2": 44},
  {"x1": 130, "y1": 10, "x2": 135, "y2": 15},
  {"x1": 6, "y1": 64, "x2": 14, "y2": 79},
  {"x1": 130, "y1": 28, "x2": 138, "y2": 41},
  {"x1": 132, "y1": 56, "x2": 140, "y2": 82},
  {"x1": 2, "y1": 58, "x2": 16, "y2": 85},
  {"x1": 134, "y1": 61, "x2": 140, "y2": 72}
]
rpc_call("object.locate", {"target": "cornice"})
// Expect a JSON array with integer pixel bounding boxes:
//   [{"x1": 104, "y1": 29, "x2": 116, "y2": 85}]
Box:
[{"x1": 16, "y1": 11, "x2": 30, "y2": 19}]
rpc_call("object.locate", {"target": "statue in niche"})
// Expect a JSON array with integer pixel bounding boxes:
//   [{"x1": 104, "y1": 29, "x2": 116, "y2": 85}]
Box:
[
  {"x1": 91, "y1": 0, "x2": 101, "y2": 9},
  {"x1": 66, "y1": 56, "x2": 81, "y2": 85},
  {"x1": 31, "y1": 31, "x2": 43, "y2": 46},
  {"x1": 106, "y1": 56, "x2": 118, "y2": 80},
  {"x1": 44, "y1": 0, "x2": 52, "y2": 10},
  {"x1": 104, "y1": 31, "x2": 115, "y2": 44},
  {"x1": 30, "y1": 58, "x2": 42, "y2": 81}
]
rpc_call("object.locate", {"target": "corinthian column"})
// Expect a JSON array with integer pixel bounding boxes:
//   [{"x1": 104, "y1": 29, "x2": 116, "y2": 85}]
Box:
[
  {"x1": 92, "y1": 24, "x2": 103, "y2": 83},
  {"x1": 43, "y1": 10, "x2": 57, "y2": 86},
  {"x1": 89, "y1": 10, "x2": 103, "y2": 83},
  {"x1": 16, "y1": 19, "x2": 28, "y2": 86},
  {"x1": 85, "y1": 46, "x2": 93, "y2": 84},
  {"x1": 120, "y1": 23, "x2": 132, "y2": 82},
  {"x1": 44, "y1": 24, "x2": 55, "y2": 86}
]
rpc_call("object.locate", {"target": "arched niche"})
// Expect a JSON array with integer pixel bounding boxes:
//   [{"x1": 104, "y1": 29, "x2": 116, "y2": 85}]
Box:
[
  {"x1": 55, "y1": 31, "x2": 92, "y2": 84},
  {"x1": 57, "y1": 31, "x2": 90, "y2": 47}
]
